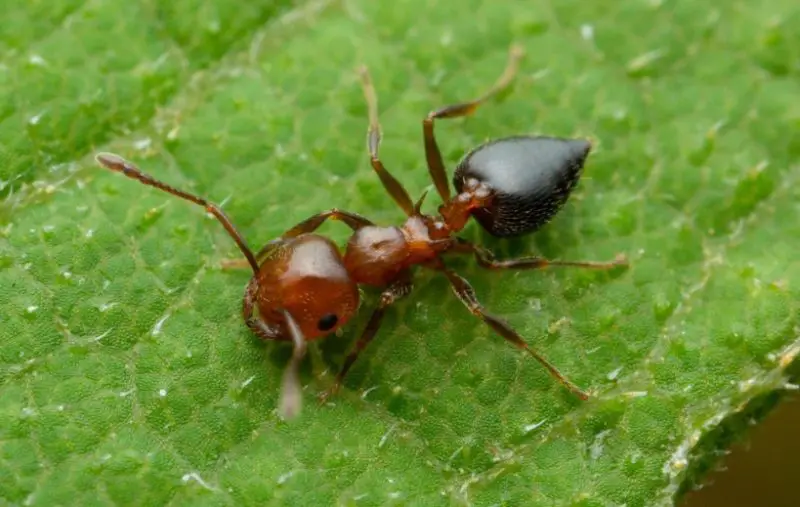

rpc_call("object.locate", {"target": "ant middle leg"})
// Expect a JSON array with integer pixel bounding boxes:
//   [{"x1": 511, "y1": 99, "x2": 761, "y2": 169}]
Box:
[
  {"x1": 277, "y1": 208, "x2": 374, "y2": 238},
  {"x1": 435, "y1": 264, "x2": 590, "y2": 400},
  {"x1": 357, "y1": 66, "x2": 415, "y2": 216},
  {"x1": 318, "y1": 274, "x2": 413, "y2": 404},
  {"x1": 423, "y1": 44, "x2": 525, "y2": 202},
  {"x1": 451, "y1": 238, "x2": 628, "y2": 271},
  {"x1": 221, "y1": 208, "x2": 374, "y2": 269}
]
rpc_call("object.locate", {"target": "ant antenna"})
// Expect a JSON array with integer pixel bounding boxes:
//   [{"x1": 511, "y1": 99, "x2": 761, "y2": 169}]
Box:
[
  {"x1": 95, "y1": 152, "x2": 260, "y2": 273},
  {"x1": 278, "y1": 309, "x2": 308, "y2": 419}
]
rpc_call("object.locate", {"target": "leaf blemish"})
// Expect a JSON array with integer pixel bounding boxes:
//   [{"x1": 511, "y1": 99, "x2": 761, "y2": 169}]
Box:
[
  {"x1": 152, "y1": 313, "x2": 170, "y2": 336},
  {"x1": 379, "y1": 424, "x2": 397, "y2": 448},
  {"x1": 91, "y1": 328, "x2": 113, "y2": 343},
  {"x1": 662, "y1": 429, "x2": 701, "y2": 491},
  {"x1": 134, "y1": 138, "x2": 152, "y2": 151},
  {"x1": 606, "y1": 366, "x2": 623, "y2": 381},
  {"x1": 158, "y1": 389, "x2": 167, "y2": 397},
  {"x1": 778, "y1": 342, "x2": 800, "y2": 368},
  {"x1": 522, "y1": 419, "x2": 547, "y2": 434},
  {"x1": 28, "y1": 54, "x2": 47, "y2": 67},
  {"x1": 623, "y1": 391, "x2": 648, "y2": 398},
  {"x1": 361, "y1": 385, "x2": 379, "y2": 399},
  {"x1": 580, "y1": 24, "x2": 594, "y2": 41},
  {"x1": 28, "y1": 110, "x2": 46, "y2": 125},
  {"x1": 181, "y1": 472, "x2": 217, "y2": 492},
  {"x1": 277, "y1": 471, "x2": 294, "y2": 485},
  {"x1": 590, "y1": 429, "x2": 612, "y2": 460},
  {"x1": 548, "y1": 317, "x2": 570, "y2": 334}
]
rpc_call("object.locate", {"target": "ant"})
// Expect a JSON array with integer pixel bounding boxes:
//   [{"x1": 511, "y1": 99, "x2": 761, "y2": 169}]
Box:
[{"x1": 95, "y1": 45, "x2": 627, "y2": 419}]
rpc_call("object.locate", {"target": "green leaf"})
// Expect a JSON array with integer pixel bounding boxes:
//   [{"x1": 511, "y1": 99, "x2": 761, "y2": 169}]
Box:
[{"x1": 2, "y1": 1, "x2": 799, "y2": 505}]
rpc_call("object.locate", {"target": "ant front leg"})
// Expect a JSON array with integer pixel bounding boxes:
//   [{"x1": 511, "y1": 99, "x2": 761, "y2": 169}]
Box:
[
  {"x1": 423, "y1": 45, "x2": 525, "y2": 202},
  {"x1": 452, "y1": 239, "x2": 628, "y2": 271},
  {"x1": 221, "y1": 209, "x2": 375, "y2": 269},
  {"x1": 434, "y1": 262, "x2": 590, "y2": 400},
  {"x1": 242, "y1": 277, "x2": 282, "y2": 339},
  {"x1": 318, "y1": 274, "x2": 413, "y2": 404}
]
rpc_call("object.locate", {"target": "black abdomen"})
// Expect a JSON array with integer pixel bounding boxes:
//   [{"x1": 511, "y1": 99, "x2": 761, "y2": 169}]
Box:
[{"x1": 453, "y1": 136, "x2": 591, "y2": 237}]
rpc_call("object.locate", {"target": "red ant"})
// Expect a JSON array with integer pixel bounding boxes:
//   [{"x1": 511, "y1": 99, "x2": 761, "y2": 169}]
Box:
[{"x1": 95, "y1": 45, "x2": 627, "y2": 419}]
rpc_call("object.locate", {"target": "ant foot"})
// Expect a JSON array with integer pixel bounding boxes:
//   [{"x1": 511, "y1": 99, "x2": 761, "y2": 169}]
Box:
[
  {"x1": 612, "y1": 253, "x2": 629, "y2": 266},
  {"x1": 317, "y1": 384, "x2": 341, "y2": 406},
  {"x1": 220, "y1": 258, "x2": 250, "y2": 270}
]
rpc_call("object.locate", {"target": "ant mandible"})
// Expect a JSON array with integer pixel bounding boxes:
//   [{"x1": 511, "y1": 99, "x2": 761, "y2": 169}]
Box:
[{"x1": 95, "y1": 45, "x2": 627, "y2": 419}]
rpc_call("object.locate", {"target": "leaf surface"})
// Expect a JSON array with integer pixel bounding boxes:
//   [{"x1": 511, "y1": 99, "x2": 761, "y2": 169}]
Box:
[{"x1": 2, "y1": 1, "x2": 799, "y2": 505}]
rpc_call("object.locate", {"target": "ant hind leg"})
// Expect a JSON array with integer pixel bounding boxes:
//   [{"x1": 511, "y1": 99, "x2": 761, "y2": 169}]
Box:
[
  {"x1": 434, "y1": 262, "x2": 590, "y2": 400},
  {"x1": 451, "y1": 239, "x2": 628, "y2": 271},
  {"x1": 423, "y1": 44, "x2": 525, "y2": 202}
]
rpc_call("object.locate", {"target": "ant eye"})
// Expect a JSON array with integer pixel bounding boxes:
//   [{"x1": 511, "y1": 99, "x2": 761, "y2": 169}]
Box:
[{"x1": 317, "y1": 313, "x2": 338, "y2": 332}]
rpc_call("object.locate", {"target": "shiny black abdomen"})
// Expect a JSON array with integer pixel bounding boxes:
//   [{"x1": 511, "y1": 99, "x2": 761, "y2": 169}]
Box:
[{"x1": 453, "y1": 135, "x2": 591, "y2": 237}]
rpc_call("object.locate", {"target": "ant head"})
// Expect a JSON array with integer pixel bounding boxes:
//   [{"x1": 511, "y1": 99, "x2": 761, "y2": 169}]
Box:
[
  {"x1": 256, "y1": 235, "x2": 360, "y2": 340},
  {"x1": 281, "y1": 275, "x2": 359, "y2": 339}
]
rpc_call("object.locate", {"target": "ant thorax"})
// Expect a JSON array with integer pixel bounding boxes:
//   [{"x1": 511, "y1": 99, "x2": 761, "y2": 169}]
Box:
[
  {"x1": 342, "y1": 214, "x2": 455, "y2": 287},
  {"x1": 343, "y1": 225, "x2": 409, "y2": 286}
]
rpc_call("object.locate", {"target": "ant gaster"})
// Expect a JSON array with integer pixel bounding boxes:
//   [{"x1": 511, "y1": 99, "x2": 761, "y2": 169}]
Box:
[{"x1": 95, "y1": 45, "x2": 627, "y2": 419}]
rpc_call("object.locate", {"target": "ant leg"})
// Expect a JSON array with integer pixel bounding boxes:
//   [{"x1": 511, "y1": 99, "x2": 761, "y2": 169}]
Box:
[
  {"x1": 221, "y1": 209, "x2": 375, "y2": 269},
  {"x1": 278, "y1": 310, "x2": 308, "y2": 420},
  {"x1": 358, "y1": 66, "x2": 415, "y2": 216},
  {"x1": 423, "y1": 44, "x2": 525, "y2": 202},
  {"x1": 242, "y1": 278, "x2": 282, "y2": 339},
  {"x1": 436, "y1": 264, "x2": 590, "y2": 400},
  {"x1": 277, "y1": 208, "x2": 374, "y2": 238},
  {"x1": 95, "y1": 153, "x2": 259, "y2": 273},
  {"x1": 319, "y1": 275, "x2": 413, "y2": 403},
  {"x1": 452, "y1": 239, "x2": 628, "y2": 271}
]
